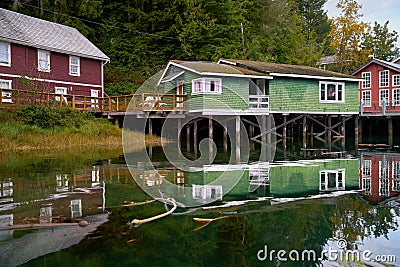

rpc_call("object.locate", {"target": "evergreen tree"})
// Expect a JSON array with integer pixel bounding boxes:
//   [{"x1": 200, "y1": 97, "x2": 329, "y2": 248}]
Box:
[{"x1": 361, "y1": 21, "x2": 399, "y2": 62}]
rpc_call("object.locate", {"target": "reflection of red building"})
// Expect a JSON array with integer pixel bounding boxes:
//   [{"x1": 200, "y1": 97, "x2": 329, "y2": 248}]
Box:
[{"x1": 360, "y1": 153, "x2": 400, "y2": 204}]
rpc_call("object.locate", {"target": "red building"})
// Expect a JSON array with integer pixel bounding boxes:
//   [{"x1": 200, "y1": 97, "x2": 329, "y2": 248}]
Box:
[
  {"x1": 352, "y1": 58, "x2": 400, "y2": 116},
  {"x1": 0, "y1": 8, "x2": 109, "y2": 104}
]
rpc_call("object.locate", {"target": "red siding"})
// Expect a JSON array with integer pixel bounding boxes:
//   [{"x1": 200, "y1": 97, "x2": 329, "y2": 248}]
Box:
[
  {"x1": 354, "y1": 62, "x2": 400, "y2": 114},
  {"x1": 0, "y1": 43, "x2": 103, "y2": 96}
]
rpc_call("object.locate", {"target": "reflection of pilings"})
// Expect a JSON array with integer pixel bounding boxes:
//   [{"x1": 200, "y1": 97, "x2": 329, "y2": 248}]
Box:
[
  {"x1": 148, "y1": 118, "x2": 153, "y2": 135},
  {"x1": 178, "y1": 118, "x2": 182, "y2": 149}
]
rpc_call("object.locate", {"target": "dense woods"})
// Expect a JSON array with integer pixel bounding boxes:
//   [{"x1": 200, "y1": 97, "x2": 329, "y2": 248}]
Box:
[{"x1": 2, "y1": 0, "x2": 399, "y2": 96}]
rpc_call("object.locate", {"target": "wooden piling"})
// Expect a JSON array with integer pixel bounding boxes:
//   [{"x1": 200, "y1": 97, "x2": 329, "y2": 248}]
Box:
[
  {"x1": 186, "y1": 123, "x2": 191, "y2": 152},
  {"x1": 194, "y1": 120, "x2": 198, "y2": 158},
  {"x1": 283, "y1": 115, "x2": 287, "y2": 150},
  {"x1": 223, "y1": 120, "x2": 228, "y2": 152},
  {"x1": 302, "y1": 116, "x2": 307, "y2": 149},
  {"x1": 236, "y1": 115, "x2": 241, "y2": 162},
  {"x1": 388, "y1": 118, "x2": 393, "y2": 147}
]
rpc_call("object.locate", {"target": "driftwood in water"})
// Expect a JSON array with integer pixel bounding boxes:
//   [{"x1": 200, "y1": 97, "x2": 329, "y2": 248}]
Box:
[{"x1": 127, "y1": 198, "x2": 177, "y2": 227}]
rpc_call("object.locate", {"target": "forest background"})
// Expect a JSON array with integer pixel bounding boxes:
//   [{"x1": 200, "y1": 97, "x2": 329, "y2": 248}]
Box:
[{"x1": 2, "y1": 0, "x2": 399, "y2": 96}]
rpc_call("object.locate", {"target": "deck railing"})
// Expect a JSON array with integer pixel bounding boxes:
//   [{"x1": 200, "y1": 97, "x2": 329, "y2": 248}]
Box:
[
  {"x1": 249, "y1": 95, "x2": 269, "y2": 109},
  {"x1": 360, "y1": 100, "x2": 400, "y2": 116},
  {"x1": 0, "y1": 89, "x2": 188, "y2": 112}
]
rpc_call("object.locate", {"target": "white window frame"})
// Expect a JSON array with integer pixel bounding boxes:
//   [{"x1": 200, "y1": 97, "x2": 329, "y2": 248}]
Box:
[
  {"x1": 69, "y1": 56, "x2": 80, "y2": 76},
  {"x1": 0, "y1": 79, "x2": 12, "y2": 103},
  {"x1": 38, "y1": 50, "x2": 50, "y2": 72},
  {"x1": 362, "y1": 177, "x2": 372, "y2": 195},
  {"x1": 0, "y1": 41, "x2": 11, "y2": 67},
  {"x1": 319, "y1": 169, "x2": 345, "y2": 191},
  {"x1": 362, "y1": 72, "x2": 371, "y2": 89},
  {"x1": 379, "y1": 70, "x2": 389, "y2": 88},
  {"x1": 392, "y1": 74, "x2": 400, "y2": 87},
  {"x1": 362, "y1": 159, "x2": 372, "y2": 177},
  {"x1": 392, "y1": 161, "x2": 400, "y2": 179},
  {"x1": 319, "y1": 81, "x2": 345, "y2": 103},
  {"x1": 379, "y1": 178, "x2": 390, "y2": 197},
  {"x1": 361, "y1": 90, "x2": 371, "y2": 107},
  {"x1": 379, "y1": 89, "x2": 389, "y2": 106},
  {"x1": 392, "y1": 88, "x2": 400, "y2": 106},
  {"x1": 55, "y1": 86, "x2": 67, "y2": 101},
  {"x1": 191, "y1": 78, "x2": 222, "y2": 95},
  {"x1": 393, "y1": 179, "x2": 400, "y2": 192},
  {"x1": 379, "y1": 160, "x2": 389, "y2": 179}
]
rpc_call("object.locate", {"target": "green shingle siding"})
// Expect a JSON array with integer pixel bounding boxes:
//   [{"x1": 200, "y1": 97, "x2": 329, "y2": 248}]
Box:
[{"x1": 269, "y1": 77, "x2": 359, "y2": 113}]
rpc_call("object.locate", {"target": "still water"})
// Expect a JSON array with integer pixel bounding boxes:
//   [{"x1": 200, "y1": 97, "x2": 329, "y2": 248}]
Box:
[{"x1": 0, "y1": 146, "x2": 399, "y2": 267}]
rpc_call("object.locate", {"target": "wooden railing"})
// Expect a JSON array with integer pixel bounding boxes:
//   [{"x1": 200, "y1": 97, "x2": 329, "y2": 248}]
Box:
[{"x1": 0, "y1": 89, "x2": 188, "y2": 112}]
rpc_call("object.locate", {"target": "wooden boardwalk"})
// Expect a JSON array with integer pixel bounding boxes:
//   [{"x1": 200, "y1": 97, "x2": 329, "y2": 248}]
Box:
[{"x1": 0, "y1": 89, "x2": 188, "y2": 113}]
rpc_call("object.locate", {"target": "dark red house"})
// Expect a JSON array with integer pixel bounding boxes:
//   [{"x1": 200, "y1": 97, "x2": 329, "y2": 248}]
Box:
[
  {"x1": 0, "y1": 8, "x2": 109, "y2": 104},
  {"x1": 352, "y1": 58, "x2": 400, "y2": 116}
]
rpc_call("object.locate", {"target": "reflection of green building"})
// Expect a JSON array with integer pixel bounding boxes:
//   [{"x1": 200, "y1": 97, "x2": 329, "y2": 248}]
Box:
[
  {"x1": 269, "y1": 159, "x2": 359, "y2": 197},
  {"x1": 182, "y1": 159, "x2": 359, "y2": 200}
]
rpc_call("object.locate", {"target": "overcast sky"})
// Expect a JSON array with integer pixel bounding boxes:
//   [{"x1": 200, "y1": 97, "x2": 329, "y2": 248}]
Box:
[{"x1": 323, "y1": 0, "x2": 400, "y2": 46}]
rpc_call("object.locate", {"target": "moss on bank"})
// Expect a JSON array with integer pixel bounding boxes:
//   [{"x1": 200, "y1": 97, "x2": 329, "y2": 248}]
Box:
[{"x1": 0, "y1": 106, "x2": 159, "y2": 151}]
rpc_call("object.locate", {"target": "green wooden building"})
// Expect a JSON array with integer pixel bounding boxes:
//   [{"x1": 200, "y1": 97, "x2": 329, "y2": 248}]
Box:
[{"x1": 157, "y1": 59, "x2": 361, "y2": 152}]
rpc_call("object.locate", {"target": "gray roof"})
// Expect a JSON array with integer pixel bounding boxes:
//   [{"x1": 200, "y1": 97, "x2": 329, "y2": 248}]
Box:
[{"x1": 0, "y1": 8, "x2": 109, "y2": 61}]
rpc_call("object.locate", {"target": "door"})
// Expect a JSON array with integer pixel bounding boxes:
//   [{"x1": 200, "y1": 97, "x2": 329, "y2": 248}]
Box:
[{"x1": 91, "y1": 89, "x2": 99, "y2": 108}]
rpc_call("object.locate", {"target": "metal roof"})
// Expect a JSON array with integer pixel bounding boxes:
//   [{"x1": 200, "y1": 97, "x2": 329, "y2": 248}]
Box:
[
  {"x1": 351, "y1": 58, "x2": 400, "y2": 75},
  {"x1": 0, "y1": 8, "x2": 109, "y2": 61}
]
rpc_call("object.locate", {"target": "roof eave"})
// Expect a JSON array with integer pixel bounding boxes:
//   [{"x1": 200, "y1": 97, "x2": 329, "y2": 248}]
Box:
[{"x1": 270, "y1": 72, "x2": 360, "y2": 81}]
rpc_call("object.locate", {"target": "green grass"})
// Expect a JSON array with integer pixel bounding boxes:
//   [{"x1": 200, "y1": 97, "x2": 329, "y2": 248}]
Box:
[{"x1": 0, "y1": 106, "x2": 160, "y2": 151}]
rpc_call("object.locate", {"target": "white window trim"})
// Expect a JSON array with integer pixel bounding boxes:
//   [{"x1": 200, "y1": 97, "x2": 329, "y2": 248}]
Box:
[
  {"x1": 0, "y1": 79, "x2": 12, "y2": 103},
  {"x1": 69, "y1": 56, "x2": 80, "y2": 76},
  {"x1": 379, "y1": 89, "x2": 390, "y2": 107},
  {"x1": 392, "y1": 88, "x2": 400, "y2": 106},
  {"x1": 392, "y1": 74, "x2": 400, "y2": 87},
  {"x1": 362, "y1": 159, "x2": 372, "y2": 177},
  {"x1": 361, "y1": 71, "x2": 371, "y2": 89},
  {"x1": 319, "y1": 81, "x2": 345, "y2": 103},
  {"x1": 38, "y1": 50, "x2": 50, "y2": 72},
  {"x1": 379, "y1": 70, "x2": 389, "y2": 88},
  {"x1": 319, "y1": 169, "x2": 346, "y2": 191},
  {"x1": 191, "y1": 78, "x2": 222, "y2": 95},
  {"x1": 0, "y1": 42, "x2": 11, "y2": 67},
  {"x1": 361, "y1": 90, "x2": 371, "y2": 107}
]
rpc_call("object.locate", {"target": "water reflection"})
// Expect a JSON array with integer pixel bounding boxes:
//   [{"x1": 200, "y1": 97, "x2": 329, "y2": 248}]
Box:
[{"x1": 0, "y1": 150, "x2": 399, "y2": 266}]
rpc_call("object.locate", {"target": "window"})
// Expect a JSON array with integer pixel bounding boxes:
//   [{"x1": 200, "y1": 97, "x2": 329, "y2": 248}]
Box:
[
  {"x1": 0, "y1": 79, "x2": 12, "y2": 103},
  {"x1": 379, "y1": 178, "x2": 390, "y2": 196},
  {"x1": 55, "y1": 87, "x2": 67, "y2": 101},
  {"x1": 319, "y1": 170, "x2": 345, "y2": 191},
  {"x1": 362, "y1": 72, "x2": 371, "y2": 88},
  {"x1": 393, "y1": 161, "x2": 400, "y2": 179},
  {"x1": 192, "y1": 78, "x2": 221, "y2": 94},
  {"x1": 379, "y1": 89, "x2": 389, "y2": 106},
  {"x1": 362, "y1": 178, "x2": 371, "y2": 195},
  {"x1": 393, "y1": 180, "x2": 400, "y2": 192},
  {"x1": 362, "y1": 90, "x2": 371, "y2": 107},
  {"x1": 69, "y1": 56, "x2": 80, "y2": 76},
  {"x1": 362, "y1": 159, "x2": 371, "y2": 177},
  {"x1": 38, "y1": 50, "x2": 50, "y2": 72},
  {"x1": 379, "y1": 70, "x2": 389, "y2": 87},
  {"x1": 319, "y1": 82, "x2": 345, "y2": 103},
  {"x1": 0, "y1": 42, "x2": 10, "y2": 66},
  {"x1": 393, "y1": 89, "x2": 400, "y2": 106},
  {"x1": 379, "y1": 160, "x2": 389, "y2": 179},
  {"x1": 393, "y1": 74, "x2": 400, "y2": 87}
]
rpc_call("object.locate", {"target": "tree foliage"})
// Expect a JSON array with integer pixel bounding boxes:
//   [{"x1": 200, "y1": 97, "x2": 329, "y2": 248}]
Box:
[
  {"x1": 3, "y1": 0, "x2": 345, "y2": 93},
  {"x1": 362, "y1": 21, "x2": 399, "y2": 62},
  {"x1": 328, "y1": 0, "x2": 370, "y2": 74}
]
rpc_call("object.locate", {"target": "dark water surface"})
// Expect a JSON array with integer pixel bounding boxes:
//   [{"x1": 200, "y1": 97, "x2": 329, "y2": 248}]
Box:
[{"x1": 0, "y1": 147, "x2": 399, "y2": 267}]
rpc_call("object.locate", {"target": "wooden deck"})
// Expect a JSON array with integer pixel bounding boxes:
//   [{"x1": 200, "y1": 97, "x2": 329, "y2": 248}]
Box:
[{"x1": 0, "y1": 89, "x2": 188, "y2": 113}]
